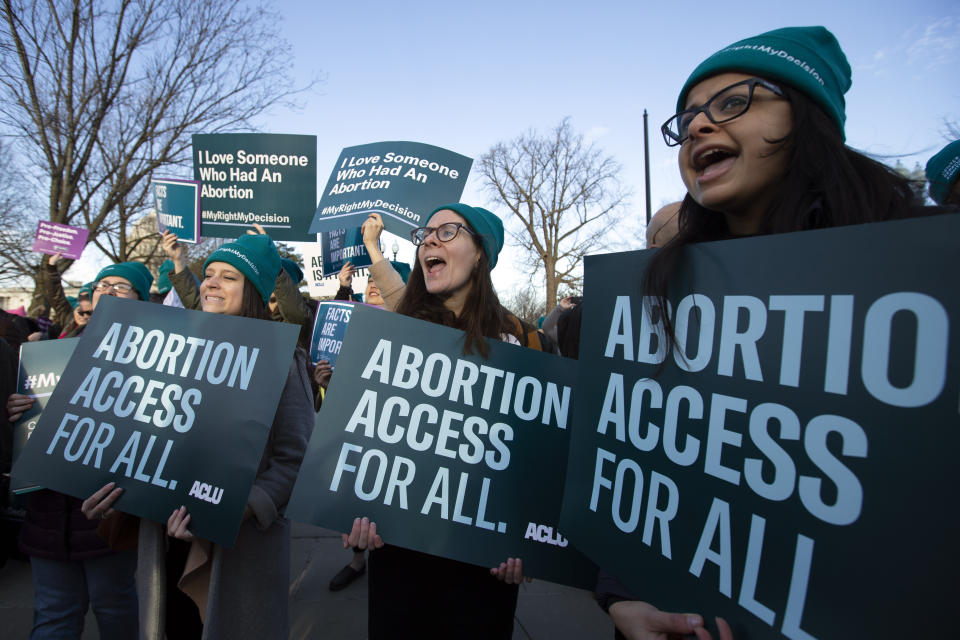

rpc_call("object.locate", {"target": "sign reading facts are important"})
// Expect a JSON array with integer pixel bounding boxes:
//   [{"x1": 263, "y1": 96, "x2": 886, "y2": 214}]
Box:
[
  {"x1": 152, "y1": 178, "x2": 201, "y2": 243},
  {"x1": 559, "y1": 214, "x2": 960, "y2": 639},
  {"x1": 11, "y1": 296, "x2": 299, "y2": 547},
  {"x1": 308, "y1": 141, "x2": 472, "y2": 238},
  {"x1": 321, "y1": 227, "x2": 371, "y2": 277},
  {"x1": 32, "y1": 221, "x2": 89, "y2": 260},
  {"x1": 288, "y1": 305, "x2": 598, "y2": 589},
  {"x1": 309, "y1": 301, "x2": 356, "y2": 367},
  {"x1": 192, "y1": 133, "x2": 317, "y2": 242},
  {"x1": 9, "y1": 338, "x2": 79, "y2": 494}
]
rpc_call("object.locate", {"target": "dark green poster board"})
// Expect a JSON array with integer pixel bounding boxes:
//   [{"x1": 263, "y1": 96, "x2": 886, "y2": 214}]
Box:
[
  {"x1": 560, "y1": 214, "x2": 959, "y2": 639},
  {"x1": 288, "y1": 305, "x2": 597, "y2": 588},
  {"x1": 192, "y1": 133, "x2": 317, "y2": 242},
  {"x1": 309, "y1": 141, "x2": 472, "y2": 238},
  {"x1": 11, "y1": 296, "x2": 299, "y2": 547},
  {"x1": 8, "y1": 338, "x2": 79, "y2": 494}
]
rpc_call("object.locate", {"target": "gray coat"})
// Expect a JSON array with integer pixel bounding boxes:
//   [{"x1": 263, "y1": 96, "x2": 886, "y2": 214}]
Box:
[{"x1": 137, "y1": 349, "x2": 315, "y2": 640}]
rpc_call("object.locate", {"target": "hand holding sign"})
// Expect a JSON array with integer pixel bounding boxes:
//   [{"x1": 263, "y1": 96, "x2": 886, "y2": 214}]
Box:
[
  {"x1": 337, "y1": 262, "x2": 354, "y2": 289},
  {"x1": 167, "y1": 506, "x2": 193, "y2": 541},
  {"x1": 361, "y1": 213, "x2": 386, "y2": 263},
  {"x1": 7, "y1": 393, "x2": 34, "y2": 423},
  {"x1": 608, "y1": 601, "x2": 732, "y2": 640},
  {"x1": 342, "y1": 516, "x2": 384, "y2": 551},
  {"x1": 161, "y1": 231, "x2": 187, "y2": 273},
  {"x1": 81, "y1": 481, "x2": 124, "y2": 520}
]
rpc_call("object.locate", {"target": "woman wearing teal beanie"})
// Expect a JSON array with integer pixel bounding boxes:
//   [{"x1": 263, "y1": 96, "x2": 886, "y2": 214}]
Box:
[
  {"x1": 83, "y1": 233, "x2": 314, "y2": 639},
  {"x1": 588, "y1": 25, "x2": 957, "y2": 640},
  {"x1": 346, "y1": 203, "x2": 546, "y2": 639},
  {"x1": 925, "y1": 140, "x2": 960, "y2": 205}
]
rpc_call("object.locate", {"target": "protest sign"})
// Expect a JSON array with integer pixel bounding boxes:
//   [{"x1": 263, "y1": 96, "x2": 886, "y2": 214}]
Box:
[
  {"x1": 8, "y1": 339, "x2": 79, "y2": 494},
  {"x1": 192, "y1": 133, "x2": 317, "y2": 242},
  {"x1": 303, "y1": 244, "x2": 370, "y2": 299},
  {"x1": 308, "y1": 141, "x2": 472, "y2": 238},
  {"x1": 152, "y1": 178, "x2": 201, "y2": 243},
  {"x1": 309, "y1": 301, "x2": 353, "y2": 367},
  {"x1": 32, "y1": 221, "x2": 89, "y2": 260},
  {"x1": 288, "y1": 305, "x2": 597, "y2": 588},
  {"x1": 559, "y1": 215, "x2": 959, "y2": 639},
  {"x1": 321, "y1": 227, "x2": 372, "y2": 276},
  {"x1": 11, "y1": 296, "x2": 299, "y2": 547}
]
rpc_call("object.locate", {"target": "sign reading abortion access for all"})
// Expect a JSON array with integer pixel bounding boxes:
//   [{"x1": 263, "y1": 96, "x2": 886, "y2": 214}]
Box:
[
  {"x1": 9, "y1": 338, "x2": 79, "y2": 494},
  {"x1": 560, "y1": 214, "x2": 960, "y2": 639},
  {"x1": 308, "y1": 141, "x2": 472, "y2": 238},
  {"x1": 288, "y1": 305, "x2": 597, "y2": 589},
  {"x1": 152, "y1": 178, "x2": 201, "y2": 243},
  {"x1": 192, "y1": 133, "x2": 317, "y2": 242},
  {"x1": 11, "y1": 296, "x2": 299, "y2": 547},
  {"x1": 32, "y1": 221, "x2": 89, "y2": 260}
]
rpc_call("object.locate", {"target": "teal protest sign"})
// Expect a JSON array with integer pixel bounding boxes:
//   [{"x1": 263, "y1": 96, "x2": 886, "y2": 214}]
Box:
[
  {"x1": 309, "y1": 141, "x2": 472, "y2": 238},
  {"x1": 321, "y1": 227, "x2": 371, "y2": 276},
  {"x1": 8, "y1": 339, "x2": 79, "y2": 494},
  {"x1": 288, "y1": 305, "x2": 597, "y2": 588},
  {"x1": 11, "y1": 296, "x2": 299, "y2": 547},
  {"x1": 192, "y1": 133, "x2": 317, "y2": 242},
  {"x1": 559, "y1": 214, "x2": 959, "y2": 639},
  {"x1": 309, "y1": 301, "x2": 356, "y2": 367},
  {"x1": 152, "y1": 178, "x2": 201, "y2": 243}
]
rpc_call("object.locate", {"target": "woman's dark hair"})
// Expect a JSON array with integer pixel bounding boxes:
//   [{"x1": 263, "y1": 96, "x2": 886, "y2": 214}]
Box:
[
  {"x1": 643, "y1": 83, "x2": 922, "y2": 359},
  {"x1": 395, "y1": 236, "x2": 512, "y2": 358},
  {"x1": 238, "y1": 278, "x2": 272, "y2": 321}
]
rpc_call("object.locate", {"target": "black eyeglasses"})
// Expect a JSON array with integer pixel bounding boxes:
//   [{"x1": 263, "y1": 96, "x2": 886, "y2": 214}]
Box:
[
  {"x1": 94, "y1": 280, "x2": 134, "y2": 294},
  {"x1": 76, "y1": 310, "x2": 92, "y2": 317},
  {"x1": 661, "y1": 78, "x2": 785, "y2": 147},
  {"x1": 410, "y1": 222, "x2": 476, "y2": 246}
]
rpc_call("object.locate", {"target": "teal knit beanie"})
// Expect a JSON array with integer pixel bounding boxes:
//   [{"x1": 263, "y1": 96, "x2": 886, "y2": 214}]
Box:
[
  {"x1": 677, "y1": 26, "x2": 851, "y2": 139},
  {"x1": 78, "y1": 281, "x2": 94, "y2": 300},
  {"x1": 156, "y1": 259, "x2": 174, "y2": 295},
  {"x1": 95, "y1": 262, "x2": 154, "y2": 301},
  {"x1": 67, "y1": 296, "x2": 78, "y2": 310},
  {"x1": 427, "y1": 203, "x2": 505, "y2": 269},
  {"x1": 204, "y1": 234, "x2": 281, "y2": 306},
  {"x1": 389, "y1": 260, "x2": 412, "y2": 284},
  {"x1": 925, "y1": 140, "x2": 960, "y2": 205},
  {"x1": 280, "y1": 257, "x2": 304, "y2": 284}
]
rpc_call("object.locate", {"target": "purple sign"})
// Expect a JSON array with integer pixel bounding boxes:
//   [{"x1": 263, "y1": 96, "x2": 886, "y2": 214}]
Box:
[{"x1": 32, "y1": 221, "x2": 89, "y2": 260}]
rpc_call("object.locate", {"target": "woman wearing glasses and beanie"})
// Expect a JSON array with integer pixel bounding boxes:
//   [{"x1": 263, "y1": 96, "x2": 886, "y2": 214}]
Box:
[
  {"x1": 345, "y1": 203, "x2": 544, "y2": 639},
  {"x1": 8, "y1": 259, "x2": 151, "y2": 639},
  {"x1": 588, "y1": 25, "x2": 956, "y2": 640}
]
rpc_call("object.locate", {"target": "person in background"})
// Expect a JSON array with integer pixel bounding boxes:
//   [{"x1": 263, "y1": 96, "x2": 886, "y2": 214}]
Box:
[
  {"x1": 925, "y1": 140, "x2": 960, "y2": 206},
  {"x1": 7, "y1": 259, "x2": 151, "y2": 639},
  {"x1": 645, "y1": 201, "x2": 682, "y2": 248},
  {"x1": 152, "y1": 259, "x2": 175, "y2": 304}
]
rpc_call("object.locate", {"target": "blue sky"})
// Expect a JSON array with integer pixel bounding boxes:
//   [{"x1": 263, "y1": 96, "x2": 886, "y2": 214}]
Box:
[
  {"x1": 256, "y1": 0, "x2": 958, "y2": 294},
  {"x1": 65, "y1": 1, "x2": 960, "y2": 295}
]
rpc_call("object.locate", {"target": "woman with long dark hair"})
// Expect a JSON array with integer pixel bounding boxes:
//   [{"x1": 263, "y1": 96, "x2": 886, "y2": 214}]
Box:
[
  {"x1": 346, "y1": 203, "x2": 542, "y2": 639},
  {"x1": 592, "y1": 25, "x2": 954, "y2": 640}
]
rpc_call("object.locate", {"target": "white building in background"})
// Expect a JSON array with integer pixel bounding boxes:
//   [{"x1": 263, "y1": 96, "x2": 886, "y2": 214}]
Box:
[{"x1": 1, "y1": 281, "x2": 82, "y2": 314}]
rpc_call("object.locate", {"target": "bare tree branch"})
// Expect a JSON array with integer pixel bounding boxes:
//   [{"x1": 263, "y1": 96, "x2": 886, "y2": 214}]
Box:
[
  {"x1": 479, "y1": 118, "x2": 629, "y2": 312},
  {"x1": 0, "y1": 0, "x2": 315, "y2": 313}
]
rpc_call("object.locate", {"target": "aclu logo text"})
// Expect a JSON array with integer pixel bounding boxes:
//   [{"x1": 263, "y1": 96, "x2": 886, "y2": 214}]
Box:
[
  {"x1": 188, "y1": 480, "x2": 224, "y2": 505},
  {"x1": 523, "y1": 522, "x2": 568, "y2": 547}
]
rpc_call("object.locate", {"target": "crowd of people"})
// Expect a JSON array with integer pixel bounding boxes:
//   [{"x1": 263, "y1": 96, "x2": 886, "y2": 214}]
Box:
[{"x1": 1, "y1": 23, "x2": 958, "y2": 640}]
